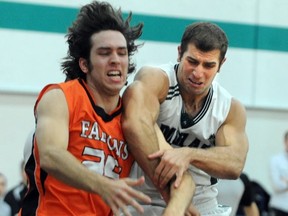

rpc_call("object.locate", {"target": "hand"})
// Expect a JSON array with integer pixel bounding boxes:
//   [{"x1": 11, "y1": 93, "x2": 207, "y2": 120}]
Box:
[
  {"x1": 148, "y1": 147, "x2": 191, "y2": 189},
  {"x1": 100, "y1": 176, "x2": 151, "y2": 216}
]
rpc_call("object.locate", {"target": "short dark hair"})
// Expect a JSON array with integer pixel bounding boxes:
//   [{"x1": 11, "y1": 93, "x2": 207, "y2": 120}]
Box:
[
  {"x1": 180, "y1": 22, "x2": 228, "y2": 63},
  {"x1": 61, "y1": 1, "x2": 143, "y2": 80}
]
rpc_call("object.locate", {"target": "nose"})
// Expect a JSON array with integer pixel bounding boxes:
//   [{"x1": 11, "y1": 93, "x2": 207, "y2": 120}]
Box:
[
  {"x1": 192, "y1": 68, "x2": 202, "y2": 78},
  {"x1": 110, "y1": 52, "x2": 120, "y2": 64}
]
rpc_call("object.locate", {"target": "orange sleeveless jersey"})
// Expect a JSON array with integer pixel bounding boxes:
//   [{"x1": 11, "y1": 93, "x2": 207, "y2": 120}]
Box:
[{"x1": 20, "y1": 79, "x2": 135, "y2": 216}]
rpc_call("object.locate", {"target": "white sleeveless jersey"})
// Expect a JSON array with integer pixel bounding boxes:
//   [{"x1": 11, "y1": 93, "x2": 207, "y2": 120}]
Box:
[
  {"x1": 158, "y1": 62, "x2": 232, "y2": 184},
  {"x1": 129, "y1": 62, "x2": 232, "y2": 215}
]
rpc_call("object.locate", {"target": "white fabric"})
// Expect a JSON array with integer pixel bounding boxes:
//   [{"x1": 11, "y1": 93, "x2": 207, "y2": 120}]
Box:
[
  {"x1": 0, "y1": 198, "x2": 11, "y2": 216},
  {"x1": 129, "y1": 62, "x2": 233, "y2": 215},
  {"x1": 23, "y1": 130, "x2": 35, "y2": 165},
  {"x1": 269, "y1": 151, "x2": 288, "y2": 212},
  {"x1": 217, "y1": 178, "x2": 244, "y2": 216}
]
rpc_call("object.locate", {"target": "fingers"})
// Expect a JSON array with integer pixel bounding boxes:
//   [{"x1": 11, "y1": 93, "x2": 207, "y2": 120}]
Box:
[
  {"x1": 109, "y1": 198, "x2": 121, "y2": 216},
  {"x1": 148, "y1": 150, "x2": 164, "y2": 159},
  {"x1": 105, "y1": 177, "x2": 151, "y2": 216},
  {"x1": 159, "y1": 167, "x2": 177, "y2": 188},
  {"x1": 123, "y1": 177, "x2": 151, "y2": 204},
  {"x1": 154, "y1": 161, "x2": 180, "y2": 188},
  {"x1": 111, "y1": 187, "x2": 146, "y2": 216},
  {"x1": 153, "y1": 161, "x2": 164, "y2": 186},
  {"x1": 118, "y1": 185, "x2": 149, "y2": 215},
  {"x1": 124, "y1": 176, "x2": 145, "y2": 187},
  {"x1": 111, "y1": 194, "x2": 132, "y2": 216},
  {"x1": 126, "y1": 181, "x2": 151, "y2": 204},
  {"x1": 127, "y1": 197, "x2": 144, "y2": 214},
  {"x1": 173, "y1": 170, "x2": 184, "y2": 188}
]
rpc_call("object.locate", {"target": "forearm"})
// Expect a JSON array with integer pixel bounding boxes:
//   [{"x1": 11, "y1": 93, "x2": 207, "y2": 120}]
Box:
[
  {"x1": 189, "y1": 146, "x2": 245, "y2": 179},
  {"x1": 122, "y1": 83, "x2": 161, "y2": 181},
  {"x1": 195, "y1": 100, "x2": 248, "y2": 179},
  {"x1": 123, "y1": 120, "x2": 173, "y2": 202},
  {"x1": 163, "y1": 172, "x2": 195, "y2": 215},
  {"x1": 40, "y1": 147, "x2": 102, "y2": 194},
  {"x1": 243, "y1": 202, "x2": 260, "y2": 216},
  {"x1": 122, "y1": 117, "x2": 160, "y2": 180}
]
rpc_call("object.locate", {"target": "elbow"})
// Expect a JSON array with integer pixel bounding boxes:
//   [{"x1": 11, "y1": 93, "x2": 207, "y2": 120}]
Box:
[
  {"x1": 224, "y1": 163, "x2": 244, "y2": 179},
  {"x1": 222, "y1": 170, "x2": 240, "y2": 180},
  {"x1": 228, "y1": 152, "x2": 247, "y2": 179},
  {"x1": 228, "y1": 169, "x2": 241, "y2": 180},
  {"x1": 39, "y1": 149, "x2": 56, "y2": 173}
]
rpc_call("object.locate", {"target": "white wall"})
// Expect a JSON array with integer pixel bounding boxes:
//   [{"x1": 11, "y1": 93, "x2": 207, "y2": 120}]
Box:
[
  {"x1": 245, "y1": 108, "x2": 288, "y2": 194},
  {"x1": 1, "y1": 0, "x2": 288, "y2": 196},
  {"x1": 0, "y1": 93, "x2": 36, "y2": 189}
]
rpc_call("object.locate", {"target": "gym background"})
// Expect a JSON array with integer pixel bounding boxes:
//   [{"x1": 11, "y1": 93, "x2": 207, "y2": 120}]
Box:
[{"x1": 0, "y1": 0, "x2": 287, "y2": 195}]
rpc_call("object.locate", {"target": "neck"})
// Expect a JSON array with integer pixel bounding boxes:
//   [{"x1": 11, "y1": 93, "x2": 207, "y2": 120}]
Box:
[
  {"x1": 85, "y1": 80, "x2": 121, "y2": 114},
  {"x1": 182, "y1": 97, "x2": 205, "y2": 117},
  {"x1": 180, "y1": 88, "x2": 209, "y2": 117}
]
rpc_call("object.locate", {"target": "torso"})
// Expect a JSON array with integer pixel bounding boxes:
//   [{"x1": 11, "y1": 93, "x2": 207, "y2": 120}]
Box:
[
  {"x1": 158, "y1": 62, "x2": 232, "y2": 199},
  {"x1": 21, "y1": 79, "x2": 134, "y2": 216},
  {"x1": 129, "y1": 62, "x2": 232, "y2": 212}
]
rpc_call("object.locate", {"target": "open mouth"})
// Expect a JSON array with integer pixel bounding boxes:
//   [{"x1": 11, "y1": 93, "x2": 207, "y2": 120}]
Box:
[
  {"x1": 189, "y1": 78, "x2": 202, "y2": 85},
  {"x1": 107, "y1": 70, "x2": 121, "y2": 77}
]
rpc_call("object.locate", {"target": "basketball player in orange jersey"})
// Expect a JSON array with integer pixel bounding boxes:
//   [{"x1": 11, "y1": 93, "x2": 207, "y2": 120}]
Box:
[{"x1": 18, "y1": 1, "x2": 152, "y2": 215}]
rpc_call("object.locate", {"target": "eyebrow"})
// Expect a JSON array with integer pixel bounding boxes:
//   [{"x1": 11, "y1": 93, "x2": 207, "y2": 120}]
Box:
[
  {"x1": 187, "y1": 56, "x2": 217, "y2": 65},
  {"x1": 97, "y1": 46, "x2": 127, "y2": 51}
]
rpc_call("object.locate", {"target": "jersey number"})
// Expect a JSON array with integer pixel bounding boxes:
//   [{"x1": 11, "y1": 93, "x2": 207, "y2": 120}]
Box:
[{"x1": 82, "y1": 146, "x2": 121, "y2": 179}]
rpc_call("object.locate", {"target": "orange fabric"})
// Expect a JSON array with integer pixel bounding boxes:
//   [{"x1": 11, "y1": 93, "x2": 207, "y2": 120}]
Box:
[{"x1": 20, "y1": 79, "x2": 134, "y2": 216}]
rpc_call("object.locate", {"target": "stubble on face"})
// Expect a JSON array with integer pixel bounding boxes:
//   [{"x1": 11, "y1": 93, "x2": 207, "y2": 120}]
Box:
[
  {"x1": 86, "y1": 30, "x2": 129, "y2": 96},
  {"x1": 177, "y1": 44, "x2": 221, "y2": 97}
]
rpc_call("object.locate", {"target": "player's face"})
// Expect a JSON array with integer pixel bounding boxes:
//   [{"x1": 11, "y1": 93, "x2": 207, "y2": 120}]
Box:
[
  {"x1": 83, "y1": 30, "x2": 129, "y2": 96},
  {"x1": 177, "y1": 43, "x2": 224, "y2": 97}
]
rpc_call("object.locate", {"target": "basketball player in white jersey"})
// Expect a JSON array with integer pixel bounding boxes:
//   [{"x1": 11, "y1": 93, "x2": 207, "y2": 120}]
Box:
[{"x1": 121, "y1": 22, "x2": 249, "y2": 215}]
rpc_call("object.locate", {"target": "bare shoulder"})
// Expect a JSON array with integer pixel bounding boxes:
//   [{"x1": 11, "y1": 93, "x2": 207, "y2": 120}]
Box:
[
  {"x1": 35, "y1": 88, "x2": 69, "y2": 151},
  {"x1": 132, "y1": 66, "x2": 169, "y2": 102},
  {"x1": 37, "y1": 88, "x2": 68, "y2": 118},
  {"x1": 134, "y1": 65, "x2": 168, "y2": 82},
  {"x1": 230, "y1": 98, "x2": 247, "y2": 116},
  {"x1": 226, "y1": 98, "x2": 247, "y2": 126}
]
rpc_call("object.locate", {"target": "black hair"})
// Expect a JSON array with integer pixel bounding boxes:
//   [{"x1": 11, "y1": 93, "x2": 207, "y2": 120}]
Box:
[
  {"x1": 61, "y1": 1, "x2": 143, "y2": 80},
  {"x1": 180, "y1": 22, "x2": 228, "y2": 62}
]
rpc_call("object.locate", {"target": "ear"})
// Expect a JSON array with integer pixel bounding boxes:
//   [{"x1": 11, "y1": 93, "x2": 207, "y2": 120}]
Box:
[
  {"x1": 217, "y1": 57, "x2": 226, "y2": 72},
  {"x1": 177, "y1": 45, "x2": 181, "y2": 62},
  {"x1": 79, "y1": 58, "x2": 89, "y2": 74}
]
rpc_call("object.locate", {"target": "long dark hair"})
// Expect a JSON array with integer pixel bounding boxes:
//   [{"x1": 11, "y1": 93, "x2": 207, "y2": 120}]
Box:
[{"x1": 61, "y1": 1, "x2": 143, "y2": 80}]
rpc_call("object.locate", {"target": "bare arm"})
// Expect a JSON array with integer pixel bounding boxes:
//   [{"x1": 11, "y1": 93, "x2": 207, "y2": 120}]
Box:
[
  {"x1": 191, "y1": 98, "x2": 249, "y2": 179},
  {"x1": 156, "y1": 125, "x2": 197, "y2": 216},
  {"x1": 36, "y1": 88, "x2": 150, "y2": 215},
  {"x1": 122, "y1": 66, "x2": 169, "y2": 183},
  {"x1": 243, "y1": 202, "x2": 260, "y2": 216},
  {"x1": 122, "y1": 67, "x2": 197, "y2": 215},
  {"x1": 36, "y1": 88, "x2": 99, "y2": 191},
  {"x1": 150, "y1": 98, "x2": 249, "y2": 187}
]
